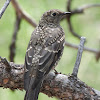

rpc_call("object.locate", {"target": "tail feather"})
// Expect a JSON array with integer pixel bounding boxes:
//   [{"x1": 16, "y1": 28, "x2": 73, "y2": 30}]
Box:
[
  {"x1": 24, "y1": 70, "x2": 44, "y2": 100},
  {"x1": 24, "y1": 81, "x2": 42, "y2": 100}
]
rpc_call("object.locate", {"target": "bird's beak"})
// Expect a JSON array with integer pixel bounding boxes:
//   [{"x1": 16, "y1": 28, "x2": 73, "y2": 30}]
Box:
[
  {"x1": 60, "y1": 12, "x2": 71, "y2": 20},
  {"x1": 63, "y1": 12, "x2": 71, "y2": 15}
]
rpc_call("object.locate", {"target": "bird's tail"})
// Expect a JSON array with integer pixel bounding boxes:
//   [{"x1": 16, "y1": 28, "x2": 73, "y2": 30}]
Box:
[
  {"x1": 24, "y1": 79, "x2": 42, "y2": 100},
  {"x1": 24, "y1": 70, "x2": 44, "y2": 100}
]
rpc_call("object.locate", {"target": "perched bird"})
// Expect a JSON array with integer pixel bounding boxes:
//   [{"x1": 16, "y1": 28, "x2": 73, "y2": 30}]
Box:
[{"x1": 24, "y1": 9, "x2": 70, "y2": 100}]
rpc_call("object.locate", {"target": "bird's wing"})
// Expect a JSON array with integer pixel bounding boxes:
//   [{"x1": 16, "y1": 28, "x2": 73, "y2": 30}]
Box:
[
  {"x1": 38, "y1": 33, "x2": 65, "y2": 76},
  {"x1": 24, "y1": 42, "x2": 36, "y2": 90},
  {"x1": 24, "y1": 28, "x2": 40, "y2": 90},
  {"x1": 31, "y1": 34, "x2": 65, "y2": 90}
]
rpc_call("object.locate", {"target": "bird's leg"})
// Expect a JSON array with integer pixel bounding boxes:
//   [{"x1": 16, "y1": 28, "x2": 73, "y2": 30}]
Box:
[
  {"x1": 54, "y1": 69, "x2": 61, "y2": 74},
  {"x1": 53, "y1": 69, "x2": 61, "y2": 79}
]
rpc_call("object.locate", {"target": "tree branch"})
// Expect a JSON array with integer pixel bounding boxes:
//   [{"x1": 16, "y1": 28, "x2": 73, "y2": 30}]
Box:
[
  {"x1": 66, "y1": 0, "x2": 100, "y2": 39},
  {"x1": 0, "y1": 0, "x2": 11, "y2": 19},
  {"x1": 66, "y1": 0, "x2": 72, "y2": 12},
  {"x1": 0, "y1": 56, "x2": 100, "y2": 99},
  {"x1": 0, "y1": 56, "x2": 11, "y2": 72},
  {"x1": 72, "y1": 37, "x2": 86, "y2": 76},
  {"x1": 66, "y1": 0, "x2": 81, "y2": 39},
  {"x1": 65, "y1": 41, "x2": 100, "y2": 61},
  {"x1": 67, "y1": 16, "x2": 81, "y2": 39},
  {"x1": 11, "y1": 0, "x2": 37, "y2": 27},
  {"x1": 9, "y1": 14, "x2": 21, "y2": 62},
  {"x1": 72, "y1": 4, "x2": 100, "y2": 15}
]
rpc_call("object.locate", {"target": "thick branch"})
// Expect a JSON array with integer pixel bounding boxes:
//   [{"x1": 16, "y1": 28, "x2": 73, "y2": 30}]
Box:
[
  {"x1": 0, "y1": 0, "x2": 11, "y2": 19},
  {"x1": 9, "y1": 14, "x2": 21, "y2": 62},
  {"x1": 0, "y1": 57, "x2": 100, "y2": 99},
  {"x1": 11, "y1": 0, "x2": 37, "y2": 27}
]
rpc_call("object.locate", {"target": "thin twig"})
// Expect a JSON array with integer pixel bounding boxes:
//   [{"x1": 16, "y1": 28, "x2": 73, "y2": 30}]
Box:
[
  {"x1": 72, "y1": 37, "x2": 86, "y2": 77},
  {"x1": 9, "y1": 14, "x2": 21, "y2": 62},
  {"x1": 0, "y1": 0, "x2": 11, "y2": 19},
  {"x1": 96, "y1": 51, "x2": 100, "y2": 61},
  {"x1": 66, "y1": 0, "x2": 81, "y2": 39},
  {"x1": 67, "y1": 0, "x2": 72, "y2": 12},
  {"x1": 67, "y1": 17, "x2": 81, "y2": 39},
  {"x1": 11, "y1": 0, "x2": 37, "y2": 27},
  {"x1": 66, "y1": 1, "x2": 100, "y2": 39},
  {"x1": 65, "y1": 41, "x2": 99, "y2": 54},
  {"x1": 72, "y1": 4, "x2": 100, "y2": 15}
]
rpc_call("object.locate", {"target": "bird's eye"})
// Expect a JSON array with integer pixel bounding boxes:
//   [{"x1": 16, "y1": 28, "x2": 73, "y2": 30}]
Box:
[{"x1": 52, "y1": 13, "x2": 57, "y2": 16}]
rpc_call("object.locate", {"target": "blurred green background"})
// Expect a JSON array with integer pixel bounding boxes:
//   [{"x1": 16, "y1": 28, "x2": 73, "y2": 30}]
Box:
[{"x1": 0, "y1": 0, "x2": 100, "y2": 100}]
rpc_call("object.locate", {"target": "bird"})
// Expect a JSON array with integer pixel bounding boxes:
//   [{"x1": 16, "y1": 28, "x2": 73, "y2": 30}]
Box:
[{"x1": 24, "y1": 9, "x2": 71, "y2": 100}]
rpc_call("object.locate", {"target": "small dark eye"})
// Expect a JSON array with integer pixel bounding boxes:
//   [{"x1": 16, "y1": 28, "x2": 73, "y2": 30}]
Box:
[{"x1": 52, "y1": 13, "x2": 56, "y2": 16}]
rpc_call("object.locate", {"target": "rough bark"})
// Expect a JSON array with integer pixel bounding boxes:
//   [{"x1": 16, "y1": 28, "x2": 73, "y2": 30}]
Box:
[{"x1": 0, "y1": 58, "x2": 100, "y2": 100}]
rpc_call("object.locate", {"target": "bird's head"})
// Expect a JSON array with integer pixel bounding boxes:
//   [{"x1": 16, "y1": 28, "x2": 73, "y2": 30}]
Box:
[{"x1": 39, "y1": 9, "x2": 71, "y2": 26}]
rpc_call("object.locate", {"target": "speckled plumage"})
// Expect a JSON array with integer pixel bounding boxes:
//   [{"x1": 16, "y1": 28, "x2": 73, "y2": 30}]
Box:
[{"x1": 24, "y1": 9, "x2": 70, "y2": 100}]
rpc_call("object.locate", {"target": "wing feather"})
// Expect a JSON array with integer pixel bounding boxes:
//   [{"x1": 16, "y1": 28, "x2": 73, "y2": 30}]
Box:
[{"x1": 38, "y1": 38, "x2": 64, "y2": 74}]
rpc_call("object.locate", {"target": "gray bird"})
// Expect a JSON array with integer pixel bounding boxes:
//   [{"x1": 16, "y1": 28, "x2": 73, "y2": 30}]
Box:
[{"x1": 24, "y1": 9, "x2": 70, "y2": 100}]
